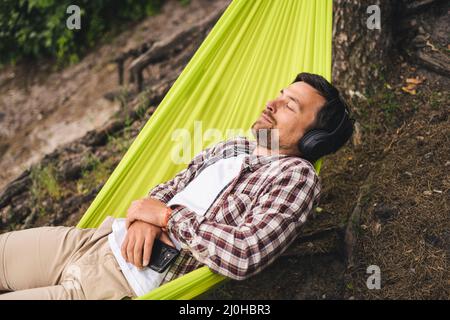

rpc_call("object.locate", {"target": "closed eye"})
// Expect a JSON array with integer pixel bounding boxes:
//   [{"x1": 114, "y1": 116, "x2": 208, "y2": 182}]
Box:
[{"x1": 280, "y1": 89, "x2": 300, "y2": 112}]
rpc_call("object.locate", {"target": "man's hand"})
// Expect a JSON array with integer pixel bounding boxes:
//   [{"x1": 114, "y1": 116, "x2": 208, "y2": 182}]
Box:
[
  {"x1": 125, "y1": 198, "x2": 167, "y2": 229},
  {"x1": 120, "y1": 220, "x2": 175, "y2": 269},
  {"x1": 121, "y1": 220, "x2": 162, "y2": 269}
]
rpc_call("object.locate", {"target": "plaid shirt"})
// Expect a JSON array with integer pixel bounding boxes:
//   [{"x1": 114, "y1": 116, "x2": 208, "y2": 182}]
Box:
[{"x1": 147, "y1": 136, "x2": 321, "y2": 284}]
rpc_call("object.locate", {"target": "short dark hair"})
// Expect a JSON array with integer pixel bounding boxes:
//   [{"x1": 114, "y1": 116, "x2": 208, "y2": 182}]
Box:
[{"x1": 292, "y1": 72, "x2": 353, "y2": 157}]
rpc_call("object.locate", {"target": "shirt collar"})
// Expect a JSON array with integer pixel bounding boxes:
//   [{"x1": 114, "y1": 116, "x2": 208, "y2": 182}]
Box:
[{"x1": 242, "y1": 138, "x2": 292, "y2": 172}]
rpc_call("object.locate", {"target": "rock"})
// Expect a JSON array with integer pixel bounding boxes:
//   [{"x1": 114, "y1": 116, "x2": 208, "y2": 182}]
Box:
[
  {"x1": 3, "y1": 193, "x2": 32, "y2": 227},
  {"x1": 59, "y1": 158, "x2": 83, "y2": 180},
  {"x1": 62, "y1": 194, "x2": 85, "y2": 210},
  {"x1": 41, "y1": 150, "x2": 59, "y2": 164},
  {"x1": 80, "y1": 130, "x2": 108, "y2": 147},
  {"x1": 0, "y1": 170, "x2": 31, "y2": 209},
  {"x1": 0, "y1": 205, "x2": 11, "y2": 227},
  {"x1": 21, "y1": 209, "x2": 38, "y2": 229}
]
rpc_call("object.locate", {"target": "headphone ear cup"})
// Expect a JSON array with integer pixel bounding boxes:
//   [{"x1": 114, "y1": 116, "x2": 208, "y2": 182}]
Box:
[
  {"x1": 298, "y1": 130, "x2": 330, "y2": 161},
  {"x1": 299, "y1": 109, "x2": 353, "y2": 162},
  {"x1": 298, "y1": 130, "x2": 316, "y2": 154}
]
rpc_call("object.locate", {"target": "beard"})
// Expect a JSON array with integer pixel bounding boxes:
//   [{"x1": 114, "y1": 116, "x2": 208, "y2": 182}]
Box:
[{"x1": 251, "y1": 119, "x2": 280, "y2": 151}]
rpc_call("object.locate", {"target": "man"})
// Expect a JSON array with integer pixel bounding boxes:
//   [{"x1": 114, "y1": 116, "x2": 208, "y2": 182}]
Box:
[{"x1": 0, "y1": 73, "x2": 353, "y2": 300}]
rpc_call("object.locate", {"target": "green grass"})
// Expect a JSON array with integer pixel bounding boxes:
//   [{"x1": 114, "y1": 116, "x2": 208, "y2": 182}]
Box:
[
  {"x1": 179, "y1": 0, "x2": 191, "y2": 6},
  {"x1": 28, "y1": 163, "x2": 65, "y2": 221},
  {"x1": 30, "y1": 163, "x2": 63, "y2": 202},
  {"x1": 428, "y1": 91, "x2": 444, "y2": 110},
  {"x1": 107, "y1": 131, "x2": 133, "y2": 154},
  {"x1": 379, "y1": 90, "x2": 400, "y2": 120},
  {"x1": 76, "y1": 154, "x2": 114, "y2": 194}
]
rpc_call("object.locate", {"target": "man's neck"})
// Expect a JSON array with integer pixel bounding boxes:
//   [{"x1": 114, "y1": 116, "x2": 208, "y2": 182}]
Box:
[
  {"x1": 251, "y1": 144, "x2": 299, "y2": 157},
  {"x1": 252, "y1": 145, "x2": 273, "y2": 156}
]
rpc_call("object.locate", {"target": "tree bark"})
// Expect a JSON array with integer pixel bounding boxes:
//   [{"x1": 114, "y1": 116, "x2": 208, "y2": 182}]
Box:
[
  {"x1": 332, "y1": 0, "x2": 396, "y2": 97},
  {"x1": 332, "y1": 0, "x2": 448, "y2": 97}
]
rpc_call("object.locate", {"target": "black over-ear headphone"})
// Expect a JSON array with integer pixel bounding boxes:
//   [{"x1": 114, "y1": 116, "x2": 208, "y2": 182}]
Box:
[{"x1": 298, "y1": 106, "x2": 353, "y2": 162}]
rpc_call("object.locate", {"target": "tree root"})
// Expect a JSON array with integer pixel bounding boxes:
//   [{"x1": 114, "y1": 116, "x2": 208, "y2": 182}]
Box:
[{"x1": 344, "y1": 173, "x2": 373, "y2": 268}]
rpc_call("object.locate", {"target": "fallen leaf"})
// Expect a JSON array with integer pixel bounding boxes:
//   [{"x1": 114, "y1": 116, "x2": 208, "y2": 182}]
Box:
[
  {"x1": 406, "y1": 77, "x2": 423, "y2": 85},
  {"x1": 402, "y1": 86, "x2": 417, "y2": 95}
]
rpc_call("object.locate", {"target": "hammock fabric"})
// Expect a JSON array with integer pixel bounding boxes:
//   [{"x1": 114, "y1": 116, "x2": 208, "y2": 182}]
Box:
[{"x1": 77, "y1": 0, "x2": 333, "y2": 300}]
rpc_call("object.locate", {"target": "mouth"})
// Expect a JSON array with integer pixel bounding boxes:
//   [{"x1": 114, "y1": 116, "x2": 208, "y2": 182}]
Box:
[{"x1": 261, "y1": 113, "x2": 273, "y2": 124}]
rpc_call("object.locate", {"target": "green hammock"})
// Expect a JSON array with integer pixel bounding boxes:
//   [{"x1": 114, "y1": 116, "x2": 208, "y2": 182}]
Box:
[{"x1": 76, "y1": 0, "x2": 333, "y2": 300}]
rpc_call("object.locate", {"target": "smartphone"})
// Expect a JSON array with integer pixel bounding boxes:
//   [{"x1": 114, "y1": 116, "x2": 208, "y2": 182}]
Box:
[{"x1": 149, "y1": 239, "x2": 180, "y2": 273}]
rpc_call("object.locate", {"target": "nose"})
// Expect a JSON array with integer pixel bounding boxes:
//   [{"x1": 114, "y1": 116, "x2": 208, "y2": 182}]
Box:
[
  {"x1": 265, "y1": 96, "x2": 284, "y2": 113},
  {"x1": 265, "y1": 102, "x2": 275, "y2": 113}
]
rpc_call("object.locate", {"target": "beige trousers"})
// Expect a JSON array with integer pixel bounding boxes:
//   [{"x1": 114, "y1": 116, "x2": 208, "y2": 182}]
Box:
[{"x1": 0, "y1": 216, "x2": 136, "y2": 300}]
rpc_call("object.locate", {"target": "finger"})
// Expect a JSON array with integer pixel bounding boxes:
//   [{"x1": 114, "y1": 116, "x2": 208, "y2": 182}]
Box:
[
  {"x1": 134, "y1": 237, "x2": 144, "y2": 269},
  {"x1": 143, "y1": 236, "x2": 154, "y2": 267},
  {"x1": 127, "y1": 237, "x2": 134, "y2": 266}
]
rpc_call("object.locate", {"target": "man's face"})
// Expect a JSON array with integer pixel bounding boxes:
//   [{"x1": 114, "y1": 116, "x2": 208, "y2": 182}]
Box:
[{"x1": 251, "y1": 81, "x2": 326, "y2": 155}]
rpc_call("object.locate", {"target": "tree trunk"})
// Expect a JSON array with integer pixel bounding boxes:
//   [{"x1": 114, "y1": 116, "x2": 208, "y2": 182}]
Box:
[
  {"x1": 332, "y1": 0, "x2": 396, "y2": 97},
  {"x1": 332, "y1": 0, "x2": 448, "y2": 97}
]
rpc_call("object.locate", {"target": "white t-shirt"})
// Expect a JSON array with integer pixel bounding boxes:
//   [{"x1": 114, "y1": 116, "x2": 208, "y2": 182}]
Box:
[{"x1": 107, "y1": 154, "x2": 247, "y2": 296}]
